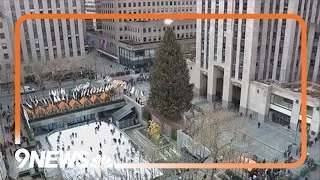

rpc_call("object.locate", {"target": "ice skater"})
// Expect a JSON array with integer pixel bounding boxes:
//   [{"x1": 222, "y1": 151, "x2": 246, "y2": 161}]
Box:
[
  {"x1": 113, "y1": 138, "x2": 117, "y2": 143},
  {"x1": 71, "y1": 140, "x2": 74, "y2": 146},
  {"x1": 81, "y1": 140, "x2": 84, "y2": 145},
  {"x1": 75, "y1": 133, "x2": 77, "y2": 138},
  {"x1": 90, "y1": 147, "x2": 93, "y2": 152},
  {"x1": 99, "y1": 143, "x2": 102, "y2": 148},
  {"x1": 104, "y1": 139, "x2": 106, "y2": 144}
]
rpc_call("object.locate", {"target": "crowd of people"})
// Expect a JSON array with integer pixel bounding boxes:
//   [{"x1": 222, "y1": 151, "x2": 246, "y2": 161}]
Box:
[{"x1": 0, "y1": 103, "x2": 30, "y2": 179}]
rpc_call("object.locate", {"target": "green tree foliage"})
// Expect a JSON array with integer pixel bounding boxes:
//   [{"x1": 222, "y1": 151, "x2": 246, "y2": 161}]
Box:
[{"x1": 148, "y1": 26, "x2": 193, "y2": 120}]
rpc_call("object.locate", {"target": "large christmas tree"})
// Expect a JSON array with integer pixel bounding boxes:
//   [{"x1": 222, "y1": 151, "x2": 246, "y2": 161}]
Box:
[{"x1": 148, "y1": 25, "x2": 194, "y2": 120}]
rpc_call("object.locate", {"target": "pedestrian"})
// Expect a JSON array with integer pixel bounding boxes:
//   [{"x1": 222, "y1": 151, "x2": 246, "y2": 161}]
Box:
[
  {"x1": 258, "y1": 122, "x2": 261, "y2": 129},
  {"x1": 9, "y1": 149, "x2": 13, "y2": 156},
  {"x1": 202, "y1": 174, "x2": 207, "y2": 180},
  {"x1": 314, "y1": 137, "x2": 318, "y2": 143},
  {"x1": 90, "y1": 147, "x2": 93, "y2": 152}
]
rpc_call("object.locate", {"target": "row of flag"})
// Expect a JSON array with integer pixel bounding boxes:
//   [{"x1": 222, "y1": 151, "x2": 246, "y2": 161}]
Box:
[
  {"x1": 100, "y1": 39, "x2": 110, "y2": 51},
  {"x1": 21, "y1": 79, "x2": 129, "y2": 110}
]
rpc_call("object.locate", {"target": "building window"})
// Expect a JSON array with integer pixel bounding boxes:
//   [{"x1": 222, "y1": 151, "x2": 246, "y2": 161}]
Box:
[
  {"x1": 270, "y1": 94, "x2": 293, "y2": 110},
  {"x1": 2, "y1": 43, "x2": 7, "y2": 50},
  {"x1": 0, "y1": 33, "x2": 5, "y2": 39},
  {"x1": 4, "y1": 53, "x2": 9, "y2": 59}
]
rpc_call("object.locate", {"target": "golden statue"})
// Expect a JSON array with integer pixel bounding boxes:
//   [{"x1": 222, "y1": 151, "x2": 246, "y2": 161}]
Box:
[{"x1": 148, "y1": 120, "x2": 161, "y2": 141}]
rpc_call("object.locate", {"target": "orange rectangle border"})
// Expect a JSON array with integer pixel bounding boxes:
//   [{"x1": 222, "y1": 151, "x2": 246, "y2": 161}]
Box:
[{"x1": 14, "y1": 14, "x2": 307, "y2": 170}]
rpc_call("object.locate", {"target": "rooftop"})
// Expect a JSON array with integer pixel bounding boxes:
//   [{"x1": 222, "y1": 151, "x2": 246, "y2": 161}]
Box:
[
  {"x1": 258, "y1": 79, "x2": 320, "y2": 99},
  {"x1": 120, "y1": 37, "x2": 196, "y2": 46},
  {"x1": 22, "y1": 80, "x2": 127, "y2": 122}
]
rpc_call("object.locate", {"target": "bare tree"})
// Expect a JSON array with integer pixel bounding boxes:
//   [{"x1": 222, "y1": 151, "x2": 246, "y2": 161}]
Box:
[
  {"x1": 51, "y1": 58, "x2": 72, "y2": 90},
  {"x1": 33, "y1": 61, "x2": 50, "y2": 96},
  {"x1": 0, "y1": 66, "x2": 13, "y2": 94},
  {"x1": 189, "y1": 108, "x2": 255, "y2": 179},
  {"x1": 81, "y1": 56, "x2": 97, "y2": 84}
]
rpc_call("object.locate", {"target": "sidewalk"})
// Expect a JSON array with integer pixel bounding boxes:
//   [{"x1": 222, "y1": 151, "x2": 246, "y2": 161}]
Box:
[
  {"x1": 0, "y1": 108, "x2": 29, "y2": 179},
  {"x1": 0, "y1": 78, "x2": 92, "y2": 98}
]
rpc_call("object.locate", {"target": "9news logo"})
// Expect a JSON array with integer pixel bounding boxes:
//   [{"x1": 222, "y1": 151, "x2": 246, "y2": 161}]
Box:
[{"x1": 15, "y1": 148, "x2": 113, "y2": 169}]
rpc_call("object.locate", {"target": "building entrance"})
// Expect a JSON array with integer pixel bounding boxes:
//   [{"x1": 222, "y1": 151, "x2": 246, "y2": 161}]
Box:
[
  {"x1": 231, "y1": 85, "x2": 241, "y2": 110},
  {"x1": 270, "y1": 110, "x2": 291, "y2": 127},
  {"x1": 216, "y1": 78, "x2": 223, "y2": 102}
]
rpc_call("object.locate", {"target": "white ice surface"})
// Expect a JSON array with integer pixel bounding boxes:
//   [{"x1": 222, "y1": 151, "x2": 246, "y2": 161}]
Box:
[{"x1": 47, "y1": 122, "x2": 162, "y2": 180}]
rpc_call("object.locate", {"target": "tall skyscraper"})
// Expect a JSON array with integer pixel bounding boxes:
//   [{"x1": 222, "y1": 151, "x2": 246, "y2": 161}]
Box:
[
  {"x1": 99, "y1": 0, "x2": 197, "y2": 68},
  {"x1": 0, "y1": 0, "x2": 86, "y2": 85},
  {"x1": 192, "y1": 0, "x2": 320, "y2": 137},
  {"x1": 0, "y1": 0, "x2": 14, "y2": 91},
  {"x1": 84, "y1": 0, "x2": 102, "y2": 32}
]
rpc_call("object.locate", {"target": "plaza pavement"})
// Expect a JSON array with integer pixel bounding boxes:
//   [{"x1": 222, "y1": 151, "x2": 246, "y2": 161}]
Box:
[{"x1": 191, "y1": 96, "x2": 320, "y2": 173}]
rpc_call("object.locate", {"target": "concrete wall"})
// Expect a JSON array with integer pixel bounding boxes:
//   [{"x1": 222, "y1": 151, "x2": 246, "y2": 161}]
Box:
[
  {"x1": 123, "y1": 94, "x2": 144, "y2": 124},
  {"x1": 30, "y1": 101, "x2": 126, "y2": 127},
  {"x1": 176, "y1": 130, "x2": 211, "y2": 159},
  {"x1": 247, "y1": 81, "x2": 272, "y2": 122}
]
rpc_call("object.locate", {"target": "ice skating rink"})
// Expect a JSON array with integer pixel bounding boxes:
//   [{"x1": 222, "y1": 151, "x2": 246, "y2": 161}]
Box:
[{"x1": 47, "y1": 121, "x2": 162, "y2": 179}]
